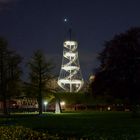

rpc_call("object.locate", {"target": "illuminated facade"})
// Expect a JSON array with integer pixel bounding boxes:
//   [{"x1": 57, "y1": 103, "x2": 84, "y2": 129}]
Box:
[{"x1": 58, "y1": 40, "x2": 84, "y2": 92}]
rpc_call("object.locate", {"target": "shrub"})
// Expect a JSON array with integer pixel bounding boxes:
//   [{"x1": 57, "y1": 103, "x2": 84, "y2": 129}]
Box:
[{"x1": 0, "y1": 126, "x2": 60, "y2": 140}]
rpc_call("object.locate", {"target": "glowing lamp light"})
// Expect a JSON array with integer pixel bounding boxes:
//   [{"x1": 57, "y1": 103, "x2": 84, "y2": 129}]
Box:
[
  {"x1": 44, "y1": 101, "x2": 48, "y2": 112},
  {"x1": 107, "y1": 106, "x2": 111, "y2": 111},
  {"x1": 60, "y1": 101, "x2": 65, "y2": 106},
  {"x1": 64, "y1": 18, "x2": 68, "y2": 22},
  {"x1": 44, "y1": 101, "x2": 48, "y2": 106}
]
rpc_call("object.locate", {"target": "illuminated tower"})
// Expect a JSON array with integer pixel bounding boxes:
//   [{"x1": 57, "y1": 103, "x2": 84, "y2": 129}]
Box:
[{"x1": 58, "y1": 30, "x2": 84, "y2": 92}]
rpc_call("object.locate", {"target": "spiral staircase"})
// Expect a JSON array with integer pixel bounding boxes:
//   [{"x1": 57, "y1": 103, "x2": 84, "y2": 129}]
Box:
[{"x1": 58, "y1": 40, "x2": 84, "y2": 92}]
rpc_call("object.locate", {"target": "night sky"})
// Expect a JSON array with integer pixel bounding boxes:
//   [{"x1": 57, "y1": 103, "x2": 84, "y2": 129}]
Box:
[{"x1": 0, "y1": 0, "x2": 140, "y2": 81}]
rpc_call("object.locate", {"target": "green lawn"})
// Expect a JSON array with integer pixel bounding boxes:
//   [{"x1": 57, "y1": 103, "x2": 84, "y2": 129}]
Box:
[{"x1": 1, "y1": 111, "x2": 140, "y2": 139}]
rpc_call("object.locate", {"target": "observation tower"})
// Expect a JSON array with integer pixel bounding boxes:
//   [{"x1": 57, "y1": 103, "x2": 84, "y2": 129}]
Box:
[{"x1": 58, "y1": 29, "x2": 84, "y2": 92}]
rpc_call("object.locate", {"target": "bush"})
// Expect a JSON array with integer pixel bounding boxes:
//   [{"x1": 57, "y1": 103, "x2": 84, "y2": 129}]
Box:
[{"x1": 0, "y1": 126, "x2": 60, "y2": 140}]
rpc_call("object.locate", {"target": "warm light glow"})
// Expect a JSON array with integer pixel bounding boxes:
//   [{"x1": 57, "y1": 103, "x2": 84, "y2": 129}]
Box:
[
  {"x1": 107, "y1": 106, "x2": 111, "y2": 111},
  {"x1": 60, "y1": 101, "x2": 65, "y2": 106},
  {"x1": 58, "y1": 40, "x2": 84, "y2": 92}
]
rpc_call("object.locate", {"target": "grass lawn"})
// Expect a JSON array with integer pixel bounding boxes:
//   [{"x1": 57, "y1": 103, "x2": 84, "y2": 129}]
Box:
[{"x1": 0, "y1": 111, "x2": 140, "y2": 139}]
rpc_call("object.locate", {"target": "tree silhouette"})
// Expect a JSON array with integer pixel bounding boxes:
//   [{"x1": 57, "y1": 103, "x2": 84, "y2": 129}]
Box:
[
  {"x1": 28, "y1": 50, "x2": 54, "y2": 115},
  {"x1": 92, "y1": 27, "x2": 140, "y2": 105},
  {"x1": 0, "y1": 37, "x2": 22, "y2": 115}
]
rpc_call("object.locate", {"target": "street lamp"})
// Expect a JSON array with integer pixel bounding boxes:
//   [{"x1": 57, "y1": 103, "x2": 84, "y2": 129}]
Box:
[
  {"x1": 60, "y1": 101, "x2": 66, "y2": 111},
  {"x1": 44, "y1": 101, "x2": 48, "y2": 112}
]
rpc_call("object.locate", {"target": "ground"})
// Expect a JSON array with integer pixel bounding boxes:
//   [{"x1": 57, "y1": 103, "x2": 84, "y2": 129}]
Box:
[{"x1": 0, "y1": 111, "x2": 140, "y2": 139}]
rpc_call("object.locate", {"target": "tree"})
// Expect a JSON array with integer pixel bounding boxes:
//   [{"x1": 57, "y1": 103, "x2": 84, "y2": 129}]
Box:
[
  {"x1": 7, "y1": 52, "x2": 22, "y2": 98},
  {"x1": 28, "y1": 50, "x2": 54, "y2": 115},
  {"x1": 92, "y1": 27, "x2": 140, "y2": 105},
  {"x1": 0, "y1": 37, "x2": 22, "y2": 115}
]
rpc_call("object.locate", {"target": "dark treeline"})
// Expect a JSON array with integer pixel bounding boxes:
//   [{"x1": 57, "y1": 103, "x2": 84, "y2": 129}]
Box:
[
  {"x1": 92, "y1": 27, "x2": 140, "y2": 115},
  {"x1": 0, "y1": 37, "x2": 54, "y2": 115},
  {"x1": 0, "y1": 37, "x2": 22, "y2": 115}
]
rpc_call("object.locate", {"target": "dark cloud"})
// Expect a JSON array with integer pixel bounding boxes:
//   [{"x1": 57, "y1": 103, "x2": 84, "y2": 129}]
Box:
[
  {"x1": 0, "y1": 0, "x2": 18, "y2": 10},
  {"x1": 0, "y1": 0, "x2": 16, "y2": 3}
]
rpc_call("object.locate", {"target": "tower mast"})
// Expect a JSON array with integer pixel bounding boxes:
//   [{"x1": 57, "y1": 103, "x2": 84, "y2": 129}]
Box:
[
  {"x1": 69, "y1": 28, "x2": 72, "y2": 92},
  {"x1": 58, "y1": 28, "x2": 84, "y2": 92}
]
